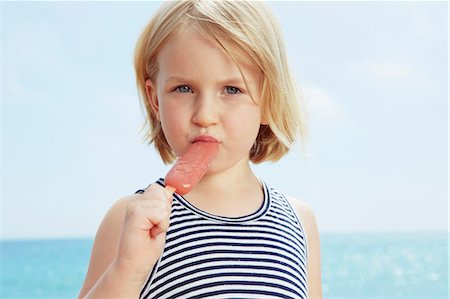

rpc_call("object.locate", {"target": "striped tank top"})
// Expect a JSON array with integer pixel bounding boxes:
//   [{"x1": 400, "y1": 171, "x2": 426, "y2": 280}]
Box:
[{"x1": 135, "y1": 179, "x2": 309, "y2": 298}]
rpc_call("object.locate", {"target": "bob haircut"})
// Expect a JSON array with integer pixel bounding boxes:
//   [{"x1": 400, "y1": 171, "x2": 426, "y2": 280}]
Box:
[{"x1": 134, "y1": 0, "x2": 308, "y2": 164}]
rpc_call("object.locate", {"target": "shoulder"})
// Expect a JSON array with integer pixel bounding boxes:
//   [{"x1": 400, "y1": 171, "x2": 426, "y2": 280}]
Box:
[
  {"x1": 91, "y1": 192, "x2": 147, "y2": 257},
  {"x1": 267, "y1": 185, "x2": 318, "y2": 236},
  {"x1": 285, "y1": 195, "x2": 320, "y2": 253},
  {"x1": 92, "y1": 193, "x2": 143, "y2": 253},
  {"x1": 286, "y1": 196, "x2": 322, "y2": 297},
  {"x1": 102, "y1": 194, "x2": 142, "y2": 223},
  {"x1": 285, "y1": 196, "x2": 319, "y2": 235}
]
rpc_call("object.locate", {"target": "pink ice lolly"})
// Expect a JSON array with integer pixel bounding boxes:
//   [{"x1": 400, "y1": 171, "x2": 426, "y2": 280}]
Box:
[{"x1": 165, "y1": 142, "x2": 219, "y2": 195}]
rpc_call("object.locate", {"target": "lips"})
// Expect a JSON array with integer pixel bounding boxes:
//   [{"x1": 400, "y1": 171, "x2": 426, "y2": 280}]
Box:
[{"x1": 192, "y1": 135, "x2": 219, "y2": 143}]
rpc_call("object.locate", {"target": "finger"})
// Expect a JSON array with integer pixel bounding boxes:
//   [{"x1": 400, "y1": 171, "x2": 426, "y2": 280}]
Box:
[
  {"x1": 165, "y1": 186, "x2": 176, "y2": 196},
  {"x1": 140, "y1": 206, "x2": 171, "y2": 239},
  {"x1": 129, "y1": 199, "x2": 169, "y2": 213},
  {"x1": 143, "y1": 184, "x2": 173, "y2": 204},
  {"x1": 125, "y1": 204, "x2": 170, "y2": 232},
  {"x1": 150, "y1": 216, "x2": 171, "y2": 238}
]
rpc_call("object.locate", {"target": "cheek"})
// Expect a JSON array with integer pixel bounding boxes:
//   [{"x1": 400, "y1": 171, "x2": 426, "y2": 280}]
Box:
[
  {"x1": 228, "y1": 108, "x2": 262, "y2": 146},
  {"x1": 158, "y1": 100, "x2": 187, "y2": 150}
]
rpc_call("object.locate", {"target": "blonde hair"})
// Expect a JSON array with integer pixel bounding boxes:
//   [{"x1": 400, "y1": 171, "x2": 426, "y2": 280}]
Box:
[{"x1": 134, "y1": 0, "x2": 308, "y2": 164}]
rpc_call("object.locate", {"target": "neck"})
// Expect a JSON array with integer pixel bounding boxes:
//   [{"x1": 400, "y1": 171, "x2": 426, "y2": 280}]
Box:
[{"x1": 183, "y1": 160, "x2": 264, "y2": 217}]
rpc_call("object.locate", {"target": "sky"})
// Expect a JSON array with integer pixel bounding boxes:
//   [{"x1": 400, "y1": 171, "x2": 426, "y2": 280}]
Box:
[{"x1": 2, "y1": 1, "x2": 448, "y2": 239}]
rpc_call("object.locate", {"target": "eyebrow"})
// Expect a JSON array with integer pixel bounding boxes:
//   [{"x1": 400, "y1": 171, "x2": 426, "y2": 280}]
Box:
[
  {"x1": 164, "y1": 76, "x2": 250, "y2": 86},
  {"x1": 164, "y1": 76, "x2": 192, "y2": 84}
]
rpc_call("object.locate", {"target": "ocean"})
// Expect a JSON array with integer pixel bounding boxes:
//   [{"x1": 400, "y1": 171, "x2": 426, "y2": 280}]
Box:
[{"x1": 1, "y1": 232, "x2": 448, "y2": 298}]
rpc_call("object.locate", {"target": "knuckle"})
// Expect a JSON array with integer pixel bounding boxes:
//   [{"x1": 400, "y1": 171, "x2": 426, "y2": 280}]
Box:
[
  {"x1": 142, "y1": 192, "x2": 170, "y2": 207},
  {"x1": 144, "y1": 183, "x2": 163, "y2": 193},
  {"x1": 125, "y1": 201, "x2": 142, "y2": 216},
  {"x1": 126, "y1": 201, "x2": 137, "y2": 211}
]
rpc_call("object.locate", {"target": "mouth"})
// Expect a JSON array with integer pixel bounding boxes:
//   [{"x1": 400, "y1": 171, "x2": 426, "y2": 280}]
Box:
[{"x1": 192, "y1": 135, "x2": 219, "y2": 143}]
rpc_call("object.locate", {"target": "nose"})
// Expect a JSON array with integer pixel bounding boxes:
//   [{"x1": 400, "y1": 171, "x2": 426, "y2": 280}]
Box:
[{"x1": 192, "y1": 95, "x2": 219, "y2": 127}]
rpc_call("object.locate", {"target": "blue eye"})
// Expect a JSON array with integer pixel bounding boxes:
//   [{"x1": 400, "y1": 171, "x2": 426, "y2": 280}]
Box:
[
  {"x1": 225, "y1": 86, "x2": 241, "y2": 95},
  {"x1": 175, "y1": 85, "x2": 192, "y2": 93}
]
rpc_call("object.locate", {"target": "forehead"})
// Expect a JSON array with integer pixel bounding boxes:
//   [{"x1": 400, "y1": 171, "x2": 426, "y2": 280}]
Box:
[{"x1": 156, "y1": 27, "x2": 261, "y2": 82}]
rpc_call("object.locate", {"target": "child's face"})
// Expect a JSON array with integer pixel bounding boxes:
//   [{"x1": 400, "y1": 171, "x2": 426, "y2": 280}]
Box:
[{"x1": 146, "y1": 28, "x2": 263, "y2": 173}]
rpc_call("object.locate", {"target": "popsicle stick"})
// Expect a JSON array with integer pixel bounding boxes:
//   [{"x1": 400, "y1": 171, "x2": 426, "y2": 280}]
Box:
[{"x1": 165, "y1": 186, "x2": 176, "y2": 195}]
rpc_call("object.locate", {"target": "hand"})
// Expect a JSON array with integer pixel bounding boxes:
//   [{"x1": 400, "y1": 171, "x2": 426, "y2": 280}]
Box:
[{"x1": 115, "y1": 184, "x2": 173, "y2": 280}]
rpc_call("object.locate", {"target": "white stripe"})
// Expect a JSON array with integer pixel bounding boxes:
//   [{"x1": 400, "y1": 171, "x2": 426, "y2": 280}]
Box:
[
  {"x1": 165, "y1": 224, "x2": 306, "y2": 256},
  {"x1": 283, "y1": 194, "x2": 310, "y2": 268},
  {"x1": 265, "y1": 211, "x2": 303, "y2": 230},
  {"x1": 162, "y1": 234, "x2": 307, "y2": 268},
  {"x1": 150, "y1": 261, "x2": 307, "y2": 296},
  {"x1": 154, "y1": 251, "x2": 307, "y2": 286},
  {"x1": 261, "y1": 215, "x2": 305, "y2": 242},
  {"x1": 159, "y1": 275, "x2": 304, "y2": 299}
]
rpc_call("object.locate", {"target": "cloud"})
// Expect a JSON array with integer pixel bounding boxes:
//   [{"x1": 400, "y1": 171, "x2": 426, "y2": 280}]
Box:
[
  {"x1": 366, "y1": 61, "x2": 433, "y2": 88},
  {"x1": 367, "y1": 62, "x2": 414, "y2": 79},
  {"x1": 302, "y1": 85, "x2": 348, "y2": 124}
]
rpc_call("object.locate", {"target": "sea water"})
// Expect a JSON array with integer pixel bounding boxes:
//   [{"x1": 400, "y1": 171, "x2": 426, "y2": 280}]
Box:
[
  {"x1": 320, "y1": 232, "x2": 448, "y2": 298},
  {"x1": 1, "y1": 232, "x2": 448, "y2": 298}
]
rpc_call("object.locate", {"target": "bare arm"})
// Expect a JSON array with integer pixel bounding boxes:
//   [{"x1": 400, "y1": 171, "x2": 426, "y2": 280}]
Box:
[
  {"x1": 288, "y1": 197, "x2": 323, "y2": 298},
  {"x1": 78, "y1": 184, "x2": 172, "y2": 298},
  {"x1": 78, "y1": 196, "x2": 138, "y2": 298}
]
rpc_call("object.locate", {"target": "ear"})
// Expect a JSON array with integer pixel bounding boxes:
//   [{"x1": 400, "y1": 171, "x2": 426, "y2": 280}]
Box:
[{"x1": 145, "y1": 79, "x2": 160, "y2": 121}]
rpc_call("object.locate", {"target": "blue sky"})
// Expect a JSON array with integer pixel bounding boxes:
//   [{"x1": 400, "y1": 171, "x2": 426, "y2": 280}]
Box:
[{"x1": 2, "y1": 1, "x2": 448, "y2": 239}]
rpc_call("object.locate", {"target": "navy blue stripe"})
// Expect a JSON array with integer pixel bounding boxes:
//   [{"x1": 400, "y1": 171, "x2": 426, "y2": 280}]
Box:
[
  {"x1": 265, "y1": 213, "x2": 304, "y2": 234},
  {"x1": 154, "y1": 273, "x2": 305, "y2": 298},
  {"x1": 173, "y1": 195, "x2": 270, "y2": 223},
  {"x1": 166, "y1": 227, "x2": 306, "y2": 257},
  {"x1": 168, "y1": 210, "x2": 304, "y2": 241},
  {"x1": 169, "y1": 212, "x2": 200, "y2": 221},
  {"x1": 193, "y1": 289, "x2": 301, "y2": 299},
  {"x1": 264, "y1": 213, "x2": 305, "y2": 239},
  {"x1": 166, "y1": 225, "x2": 306, "y2": 258},
  {"x1": 167, "y1": 221, "x2": 305, "y2": 249},
  {"x1": 151, "y1": 263, "x2": 307, "y2": 292},
  {"x1": 165, "y1": 180, "x2": 271, "y2": 224},
  {"x1": 163, "y1": 233, "x2": 306, "y2": 265},
  {"x1": 139, "y1": 258, "x2": 159, "y2": 298},
  {"x1": 270, "y1": 205, "x2": 298, "y2": 221},
  {"x1": 271, "y1": 204, "x2": 297, "y2": 220},
  {"x1": 170, "y1": 207, "x2": 190, "y2": 213},
  {"x1": 168, "y1": 279, "x2": 306, "y2": 299},
  {"x1": 260, "y1": 217, "x2": 305, "y2": 243},
  {"x1": 157, "y1": 253, "x2": 306, "y2": 282},
  {"x1": 167, "y1": 225, "x2": 303, "y2": 243},
  {"x1": 161, "y1": 241, "x2": 306, "y2": 272},
  {"x1": 282, "y1": 193, "x2": 309, "y2": 259}
]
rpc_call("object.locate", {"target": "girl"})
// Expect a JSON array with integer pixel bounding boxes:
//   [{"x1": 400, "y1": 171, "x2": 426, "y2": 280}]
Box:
[{"x1": 79, "y1": 1, "x2": 322, "y2": 298}]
